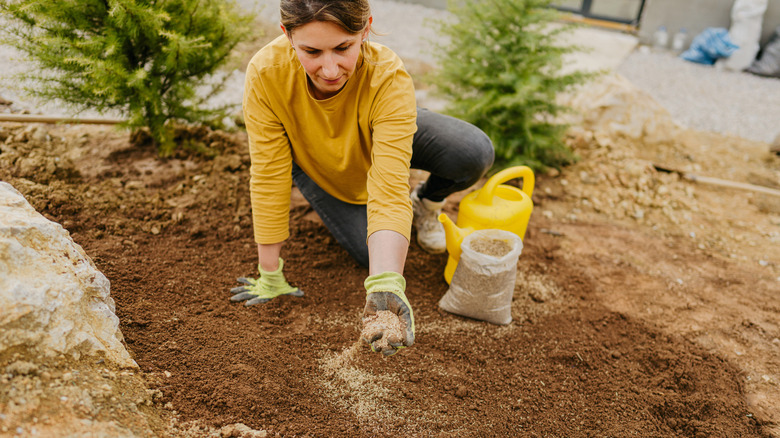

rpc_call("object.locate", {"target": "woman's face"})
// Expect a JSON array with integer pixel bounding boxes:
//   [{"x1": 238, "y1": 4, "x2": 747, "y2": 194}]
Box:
[{"x1": 284, "y1": 18, "x2": 371, "y2": 100}]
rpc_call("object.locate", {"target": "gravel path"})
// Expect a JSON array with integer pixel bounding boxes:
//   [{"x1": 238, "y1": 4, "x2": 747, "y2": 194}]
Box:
[
  {"x1": 617, "y1": 49, "x2": 780, "y2": 144},
  {"x1": 0, "y1": 0, "x2": 449, "y2": 118},
  {"x1": 237, "y1": 0, "x2": 448, "y2": 63},
  {"x1": 1, "y1": 1, "x2": 779, "y2": 145}
]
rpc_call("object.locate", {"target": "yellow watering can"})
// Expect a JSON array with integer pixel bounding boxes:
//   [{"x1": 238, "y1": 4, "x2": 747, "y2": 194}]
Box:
[{"x1": 438, "y1": 165, "x2": 534, "y2": 284}]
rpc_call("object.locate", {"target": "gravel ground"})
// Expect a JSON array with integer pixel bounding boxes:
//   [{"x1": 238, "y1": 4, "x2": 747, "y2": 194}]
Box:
[
  {"x1": 617, "y1": 48, "x2": 780, "y2": 144},
  {"x1": 0, "y1": 0, "x2": 449, "y2": 118},
  {"x1": 1, "y1": 1, "x2": 779, "y2": 145},
  {"x1": 238, "y1": 0, "x2": 449, "y2": 62}
]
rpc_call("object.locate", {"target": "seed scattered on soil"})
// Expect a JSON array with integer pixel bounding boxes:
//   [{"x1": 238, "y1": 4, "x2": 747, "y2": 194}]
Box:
[
  {"x1": 324, "y1": 342, "x2": 361, "y2": 371},
  {"x1": 469, "y1": 237, "x2": 512, "y2": 257},
  {"x1": 361, "y1": 310, "x2": 405, "y2": 351}
]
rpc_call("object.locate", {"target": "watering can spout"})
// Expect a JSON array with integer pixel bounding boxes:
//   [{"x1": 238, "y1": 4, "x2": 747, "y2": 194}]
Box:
[
  {"x1": 438, "y1": 165, "x2": 535, "y2": 284},
  {"x1": 438, "y1": 213, "x2": 472, "y2": 263}
]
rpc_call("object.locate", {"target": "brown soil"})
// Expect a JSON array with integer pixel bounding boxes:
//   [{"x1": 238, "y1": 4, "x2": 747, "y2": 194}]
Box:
[{"x1": 1, "y1": 112, "x2": 779, "y2": 437}]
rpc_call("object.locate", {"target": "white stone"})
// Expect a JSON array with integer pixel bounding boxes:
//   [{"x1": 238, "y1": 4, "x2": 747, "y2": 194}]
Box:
[{"x1": 0, "y1": 182, "x2": 136, "y2": 368}]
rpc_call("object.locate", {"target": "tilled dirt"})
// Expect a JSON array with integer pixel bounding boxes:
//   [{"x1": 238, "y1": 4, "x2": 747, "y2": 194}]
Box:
[{"x1": 1, "y1": 117, "x2": 778, "y2": 437}]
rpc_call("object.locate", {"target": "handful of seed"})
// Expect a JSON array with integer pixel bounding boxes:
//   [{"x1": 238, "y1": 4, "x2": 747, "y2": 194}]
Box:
[{"x1": 361, "y1": 310, "x2": 405, "y2": 351}]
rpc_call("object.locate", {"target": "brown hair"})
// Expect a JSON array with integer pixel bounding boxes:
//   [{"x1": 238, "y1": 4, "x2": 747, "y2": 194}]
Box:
[{"x1": 280, "y1": 0, "x2": 371, "y2": 35}]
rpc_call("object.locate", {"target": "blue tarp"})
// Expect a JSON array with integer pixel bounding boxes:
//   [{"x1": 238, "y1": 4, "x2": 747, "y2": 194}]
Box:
[{"x1": 681, "y1": 28, "x2": 740, "y2": 65}]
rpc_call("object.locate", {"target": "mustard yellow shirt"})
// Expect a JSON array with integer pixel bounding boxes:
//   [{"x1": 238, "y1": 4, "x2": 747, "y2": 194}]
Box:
[{"x1": 243, "y1": 35, "x2": 417, "y2": 245}]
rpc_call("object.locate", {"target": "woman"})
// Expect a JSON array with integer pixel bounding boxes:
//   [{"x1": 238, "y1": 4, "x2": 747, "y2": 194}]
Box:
[{"x1": 230, "y1": 0, "x2": 494, "y2": 356}]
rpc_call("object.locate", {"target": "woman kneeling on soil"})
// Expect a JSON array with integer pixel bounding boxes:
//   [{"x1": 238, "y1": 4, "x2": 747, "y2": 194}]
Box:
[{"x1": 231, "y1": 0, "x2": 494, "y2": 355}]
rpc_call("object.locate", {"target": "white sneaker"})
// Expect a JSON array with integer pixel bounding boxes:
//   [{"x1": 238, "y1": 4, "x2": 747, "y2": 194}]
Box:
[{"x1": 411, "y1": 185, "x2": 447, "y2": 254}]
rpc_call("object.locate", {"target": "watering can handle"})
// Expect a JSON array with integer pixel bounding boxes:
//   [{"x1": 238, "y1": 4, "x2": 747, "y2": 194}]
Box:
[{"x1": 476, "y1": 166, "x2": 535, "y2": 205}]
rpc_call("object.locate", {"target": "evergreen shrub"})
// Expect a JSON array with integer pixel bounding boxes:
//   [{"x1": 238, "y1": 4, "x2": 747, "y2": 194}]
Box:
[
  {"x1": 429, "y1": 0, "x2": 595, "y2": 170},
  {"x1": 0, "y1": 0, "x2": 252, "y2": 156}
]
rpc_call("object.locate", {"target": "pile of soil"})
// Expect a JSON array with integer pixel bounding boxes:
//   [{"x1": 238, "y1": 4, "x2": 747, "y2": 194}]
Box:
[{"x1": 1, "y1": 114, "x2": 778, "y2": 437}]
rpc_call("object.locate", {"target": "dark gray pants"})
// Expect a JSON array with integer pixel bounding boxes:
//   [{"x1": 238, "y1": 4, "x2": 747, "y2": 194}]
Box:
[{"x1": 292, "y1": 107, "x2": 494, "y2": 267}]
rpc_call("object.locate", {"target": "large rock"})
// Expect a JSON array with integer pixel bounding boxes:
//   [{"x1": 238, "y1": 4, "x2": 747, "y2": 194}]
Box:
[{"x1": 0, "y1": 181, "x2": 136, "y2": 368}]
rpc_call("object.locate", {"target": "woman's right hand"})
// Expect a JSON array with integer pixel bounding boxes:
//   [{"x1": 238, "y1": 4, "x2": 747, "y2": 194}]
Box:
[{"x1": 230, "y1": 257, "x2": 304, "y2": 306}]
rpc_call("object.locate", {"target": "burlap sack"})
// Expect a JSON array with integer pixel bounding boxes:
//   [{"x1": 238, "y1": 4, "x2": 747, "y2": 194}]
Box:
[{"x1": 438, "y1": 229, "x2": 523, "y2": 325}]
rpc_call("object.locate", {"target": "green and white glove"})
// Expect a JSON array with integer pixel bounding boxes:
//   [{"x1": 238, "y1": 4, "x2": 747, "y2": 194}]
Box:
[
  {"x1": 230, "y1": 258, "x2": 303, "y2": 306},
  {"x1": 362, "y1": 271, "x2": 415, "y2": 356}
]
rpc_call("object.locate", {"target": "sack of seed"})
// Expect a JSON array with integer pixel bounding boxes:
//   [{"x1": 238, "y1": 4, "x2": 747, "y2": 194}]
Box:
[{"x1": 439, "y1": 229, "x2": 523, "y2": 325}]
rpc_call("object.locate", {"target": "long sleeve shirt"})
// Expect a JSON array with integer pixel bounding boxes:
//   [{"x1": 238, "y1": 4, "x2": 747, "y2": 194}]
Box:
[{"x1": 242, "y1": 35, "x2": 417, "y2": 244}]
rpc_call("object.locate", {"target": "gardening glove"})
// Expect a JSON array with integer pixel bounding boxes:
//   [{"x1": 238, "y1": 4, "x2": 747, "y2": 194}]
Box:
[
  {"x1": 230, "y1": 258, "x2": 303, "y2": 306},
  {"x1": 362, "y1": 271, "x2": 415, "y2": 356}
]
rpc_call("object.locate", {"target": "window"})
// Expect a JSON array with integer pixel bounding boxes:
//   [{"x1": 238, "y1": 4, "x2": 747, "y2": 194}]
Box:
[{"x1": 551, "y1": 0, "x2": 646, "y2": 25}]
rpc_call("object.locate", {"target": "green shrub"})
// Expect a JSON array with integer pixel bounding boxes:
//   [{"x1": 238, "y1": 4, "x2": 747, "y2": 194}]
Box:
[
  {"x1": 0, "y1": 0, "x2": 252, "y2": 156},
  {"x1": 429, "y1": 0, "x2": 595, "y2": 171}
]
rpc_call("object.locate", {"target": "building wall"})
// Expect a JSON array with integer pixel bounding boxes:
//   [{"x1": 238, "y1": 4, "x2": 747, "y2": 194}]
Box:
[{"x1": 638, "y1": 0, "x2": 780, "y2": 48}]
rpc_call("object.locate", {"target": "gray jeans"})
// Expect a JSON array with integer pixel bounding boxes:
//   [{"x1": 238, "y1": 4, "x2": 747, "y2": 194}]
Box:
[{"x1": 291, "y1": 107, "x2": 494, "y2": 267}]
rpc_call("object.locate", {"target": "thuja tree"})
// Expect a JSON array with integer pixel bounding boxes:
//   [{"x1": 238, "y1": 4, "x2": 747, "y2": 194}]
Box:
[
  {"x1": 0, "y1": 0, "x2": 251, "y2": 156},
  {"x1": 429, "y1": 0, "x2": 594, "y2": 170}
]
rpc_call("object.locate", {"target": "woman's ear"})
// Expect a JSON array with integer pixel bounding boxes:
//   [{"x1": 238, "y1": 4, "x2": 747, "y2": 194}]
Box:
[
  {"x1": 280, "y1": 23, "x2": 293, "y2": 45},
  {"x1": 362, "y1": 16, "x2": 373, "y2": 42}
]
